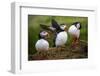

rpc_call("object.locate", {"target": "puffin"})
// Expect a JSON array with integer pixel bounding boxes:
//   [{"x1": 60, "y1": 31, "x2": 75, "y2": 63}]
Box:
[
  {"x1": 51, "y1": 19, "x2": 68, "y2": 47},
  {"x1": 68, "y1": 22, "x2": 81, "y2": 47},
  {"x1": 35, "y1": 30, "x2": 49, "y2": 51}
]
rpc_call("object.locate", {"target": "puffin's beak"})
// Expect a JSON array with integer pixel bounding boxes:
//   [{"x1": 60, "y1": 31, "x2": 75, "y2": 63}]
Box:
[
  {"x1": 64, "y1": 26, "x2": 68, "y2": 31},
  {"x1": 46, "y1": 33, "x2": 50, "y2": 39}
]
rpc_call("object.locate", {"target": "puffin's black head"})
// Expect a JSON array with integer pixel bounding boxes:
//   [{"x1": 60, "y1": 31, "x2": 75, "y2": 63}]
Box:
[
  {"x1": 72, "y1": 22, "x2": 81, "y2": 29},
  {"x1": 39, "y1": 30, "x2": 49, "y2": 39}
]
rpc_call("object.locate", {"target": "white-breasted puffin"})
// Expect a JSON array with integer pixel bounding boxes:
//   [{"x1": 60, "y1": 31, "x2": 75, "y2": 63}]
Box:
[
  {"x1": 35, "y1": 30, "x2": 49, "y2": 51},
  {"x1": 51, "y1": 19, "x2": 68, "y2": 47},
  {"x1": 68, "y1": 22, "x2": 81, "y2": 47}
]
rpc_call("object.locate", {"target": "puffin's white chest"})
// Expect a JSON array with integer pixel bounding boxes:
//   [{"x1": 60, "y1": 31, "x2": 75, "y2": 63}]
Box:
[
  {"x1": 55, "y1": 31, "x2": 68, "y2": 47},
  {"x1": 35, "y1": 39, "x2": 49, "y2": 51},
  {"x1": 68, "y1": 25, "x2": 80, "y2": 38}
]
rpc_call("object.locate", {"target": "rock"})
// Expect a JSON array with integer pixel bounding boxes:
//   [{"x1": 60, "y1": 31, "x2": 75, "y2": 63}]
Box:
[{"x1": 29, "y1": 41, "x2": 88, "y2": 60}]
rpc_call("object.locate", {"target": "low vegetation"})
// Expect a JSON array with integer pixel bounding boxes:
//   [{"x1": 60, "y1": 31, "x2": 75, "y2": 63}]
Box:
[{"x1": 28, "y1": 15, "x2": 88, "y2": 60}]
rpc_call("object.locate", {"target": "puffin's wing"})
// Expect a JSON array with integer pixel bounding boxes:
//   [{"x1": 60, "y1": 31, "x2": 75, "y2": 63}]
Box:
[
  {"x1": 40, "y1": 24, "x2": 49, "y2": 30},
  {"x1": 40, "y1": 24, "x2": 55, "y2": 32},
  {"x1": 51, "y1": 19, "x2": 62, "y2": 31}
]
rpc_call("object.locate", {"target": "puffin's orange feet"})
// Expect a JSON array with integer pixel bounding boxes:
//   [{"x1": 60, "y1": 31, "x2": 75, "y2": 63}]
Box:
[{"x1": 75, "y1": 38, "x2": 80, "y2": 46}]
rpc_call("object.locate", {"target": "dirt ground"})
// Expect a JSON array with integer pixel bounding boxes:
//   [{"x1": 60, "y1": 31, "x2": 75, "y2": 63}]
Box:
[{"x1": 28, "y1": 41, "x2": 88, "y2": 60}]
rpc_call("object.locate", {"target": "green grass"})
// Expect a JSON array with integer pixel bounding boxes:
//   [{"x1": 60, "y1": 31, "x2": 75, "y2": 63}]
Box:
[{"x1": 28, "y1": 15, "x2": 88, "y2": 57}]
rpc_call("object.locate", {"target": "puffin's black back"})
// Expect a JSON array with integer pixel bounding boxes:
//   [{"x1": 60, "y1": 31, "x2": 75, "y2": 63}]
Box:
[{"x1": 38, "y1": 33, "x2": 42, "y2": 39}]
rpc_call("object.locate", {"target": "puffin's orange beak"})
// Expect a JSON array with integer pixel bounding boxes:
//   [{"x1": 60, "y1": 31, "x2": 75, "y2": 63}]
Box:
[
  {"x1": 64, "y1": 26, "x2": 68, "y2": 31},
  {"x1": 46, "y1": 33, "x2": 50, "y2": 39}
]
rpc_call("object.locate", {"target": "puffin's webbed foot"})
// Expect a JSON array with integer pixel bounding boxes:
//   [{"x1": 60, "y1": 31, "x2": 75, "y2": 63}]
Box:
[
  {"x1": 76, "y1": 38, "x2": 80, "y2": 45},
  {"x1": 71, "y1": 37, "x2": 80, "y2": 48},
  {"x1": 56, "y1": 46, "x2": 61, "y2": 51}
]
